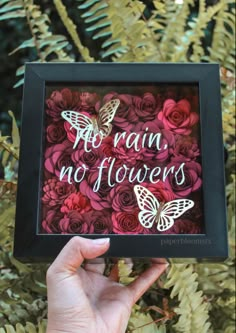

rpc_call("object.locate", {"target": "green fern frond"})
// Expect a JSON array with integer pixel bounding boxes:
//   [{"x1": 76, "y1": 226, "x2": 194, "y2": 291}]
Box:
[
  {"x1": 206, "y1": 1, "x2": 235, "y2": 72},
  {"x1": 0, "y1": 0, "x2": 73, "y2": 87},
  {"x1": 54, "y1": 0, "x2": 94, "y2": 62},
  {"x1": 164, "y1": 263, "x2": 212, "y2": 333},
  {"x1": 0, "y1": 321, "x2": 47, "y2": 333},
  {"x1": 78, "y1": 0, "x2": 161, "y2": 61}
]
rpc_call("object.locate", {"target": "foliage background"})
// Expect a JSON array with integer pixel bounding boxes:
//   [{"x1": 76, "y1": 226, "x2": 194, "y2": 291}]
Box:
[{"x1": 0, "y1": 0, "x2": 235, "y2": 332}]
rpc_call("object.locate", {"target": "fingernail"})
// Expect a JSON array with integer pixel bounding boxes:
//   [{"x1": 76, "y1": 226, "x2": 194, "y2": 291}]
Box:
[{"x1": 93, "y1": 238, "x2": 110, "y2": 245}]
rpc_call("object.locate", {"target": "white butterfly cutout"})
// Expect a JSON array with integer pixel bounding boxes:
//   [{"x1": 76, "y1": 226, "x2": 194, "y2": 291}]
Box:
[
  {"x1": 61, "y1": 99, "x2": 120, "y2": 148},
  {"x1": 134, "y1": 185, "x2": 194, "y2": 232}
]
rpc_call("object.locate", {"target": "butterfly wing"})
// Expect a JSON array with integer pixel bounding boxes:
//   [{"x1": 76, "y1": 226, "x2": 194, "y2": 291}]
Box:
[
  {"x1": 97, "y1": 99, "x2": 120, "y2": 138},
  {"x1": 134, "y1": 185, "x2": 159, "y2": 229},
  {"x1": 61, "y1": 110, "x2": 94, "y2": 147},
  {"x1": 157, "y1": 199, "x2": 194, "y2": 232}
]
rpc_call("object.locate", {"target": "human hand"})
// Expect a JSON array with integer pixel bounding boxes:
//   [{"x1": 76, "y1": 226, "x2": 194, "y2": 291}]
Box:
[{"x1": 46, "y1": 236, "x2": 168, "y2": 333}]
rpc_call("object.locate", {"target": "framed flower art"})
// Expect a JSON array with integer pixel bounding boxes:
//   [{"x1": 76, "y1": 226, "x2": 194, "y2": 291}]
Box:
[{"x1": 14, "y1": 63, "x2": 228, "y2": 261}]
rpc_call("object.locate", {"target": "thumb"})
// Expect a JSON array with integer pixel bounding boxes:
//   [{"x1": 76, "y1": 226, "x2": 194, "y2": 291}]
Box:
[{"x1": 48, "y1": 236, "x2": 110, "y2": 275}]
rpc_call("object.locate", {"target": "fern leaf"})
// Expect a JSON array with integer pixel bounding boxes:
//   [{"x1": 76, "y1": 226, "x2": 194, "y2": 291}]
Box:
[
  {"x1": 0, "y1": 0, "x2": 22, "y2": 13},
  {"x1": 54, "y1": 0, "x2": 94, "y2": 62},
  {"x1": 164, "y1": 263, "x2": 211, "y2": 333}
]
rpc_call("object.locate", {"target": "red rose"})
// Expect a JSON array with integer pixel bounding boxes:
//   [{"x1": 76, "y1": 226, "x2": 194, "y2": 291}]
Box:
[
  {"x1": 46, "y1": 88, "x2": 80, "y2": 121},
  {"x1": 158, "y1": 99, "x2": 199, "y2": 135},
  {"x1": 42, "y1": 209, "x2": 64, "y2": 233},
  {"x1": 46, "y1": 121, "x2": 66, "y2": 143},
  {"x1": 110, "y1": 182, "x2": 138, "y2": 212},
  {"x1": 112, "y1": 211, "x2": 145, "y2": 234},
  {"x1": 42, "y1": 178, "x2": 76, "y2": 207},
  {"x1": 61, "y1": 192, "x2": 92, "y2": 214},
  {"x1": 59, "y1": 211, "x2": 89, "y2": 234}
]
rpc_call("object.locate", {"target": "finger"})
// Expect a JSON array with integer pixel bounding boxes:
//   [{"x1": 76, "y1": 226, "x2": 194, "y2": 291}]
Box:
[
  {"x1": 151, "y1": 258, "x2": 169, "y2": 264},
  {"x1": 84, "y1": 258, "x2": 106, "y2": 274},
  {"x1": 47, "y1": 236, "x2": 110, "y2": 276},
  {"x1": 127, "y1": 262, "x2": 168, "y2": 305}
]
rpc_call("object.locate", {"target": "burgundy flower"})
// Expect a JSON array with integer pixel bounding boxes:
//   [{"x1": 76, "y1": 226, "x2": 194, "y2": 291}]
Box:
[
  {"x1": 61, "y1": 192, "x2": 92, "y2": 214},
  {"x1": 80, "y1": 170, "x2": 114, "y2": 210},
  {"x1": 171, "y1": 135, "x2": 200, "y2": 161},
  {"x1": 97, "y1": 93, "x2": 138, "y2": 131},
  {"x1": 133, "y1": 93, "x2": 160, "y2": 121},
  {"x1": 158, "y1": 99, "x2": 199, "y2": 135},
  {"x1": 72, "y1": 141, "x2": 105, "y2": 170},
  {"x1": 42, "y1": 209, "x2": 64, "y2": 234},
  {"x1": 79, "y1": 92, "x2": 99, "y2": 112},
  {"x1": 162, "y1": 219, "x2": 202, "y2": 234},
  {"x1": 165, "y1": 160, "x2": 202, "y2": 198},
  {"x1": 59, "y1": 211, "x2": 89, "y2": 234},
  {"x1": 42, "y1": 178, "x2": 76, "y2": 207},
  {"x1": 112, "y1": 211, "x2": 145, "y2": 234},
  {"x1": 141, "y1": 120, "x2": 175, "y2": 165},
  {"x1": 44, "y1": 140, "x2": 74, "y2": 180},
  {"x1": 46, "y1": 88, "x2": 80, "y2": 121},
  {"x1": 46, "y1": 121, "x2": 66, "y2": 144},
  {"x1": 110, "y1": 182, "x2": 138, "y2": 212},
  {"x1": 86, "y1": 210, "x2": 113, "y2": 234}
]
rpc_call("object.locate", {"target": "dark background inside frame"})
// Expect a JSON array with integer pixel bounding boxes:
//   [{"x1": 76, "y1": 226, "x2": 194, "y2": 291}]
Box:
[
  {"x1": 45, "y1": 82, "x2": 199, "y2": 99},
  {"x1": 41, "y1": 82, "x2": 206, "y2": 235}
]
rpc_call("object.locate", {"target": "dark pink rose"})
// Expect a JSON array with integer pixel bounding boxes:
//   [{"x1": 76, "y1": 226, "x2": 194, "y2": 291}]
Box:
[
  {"x1": 42, "y1": 209, "x2": 63, "y2": 233},
  {"x1": 162, "y1": 219, "x2": 202, "y2": 234},
  {"x1": 46, "y1": 121, "x2": 66, "y2": 143},
  {"x1": 133, "y1": 93, "x2": 160, "y2": 121},
  {"x1": 141, "y1": 120, "x2": 175, "y2": 165},
  {"x1": 72, "y1": 141, "x2": 104, "y2": 170},
  {"x1": 171, "y1": 135, "x2": 200, "y2": 161},
  {"x1": 86, "y1": 210, "x2": 113, "y2": 234},
  {"x1": 80, "y1": 170, "x2": 113, "y2": 210},
  {"x1": 44, "y1": 140, "x2": 74, "y2": 180},
  {"x1": 112, "y1": 135, "x2": 144, "y2": 165},
  {"x1": 158, "y1": 99, "x2": 199, "y2": 135},
  {"x1": 112, "y1": 211, "x2": 145, "y2": 234},
  {"x1": 42, "y1": 178, "x2": 76, "y2": 207},
  {"x1": 101, "y1": 136, "x2": 114, "y2": 157},
  {"x1": 61, "y1": 192, "x2": 92, "y2": 214},
  {"x1": 97, "y1": 93, "x2": 138, "y2": 131},
  {"x1": 165, "y1": 161, "x2": 202, "y2": 198},
  {"x1": 59, "y1": 211, "x2": 89, "y2": 234},
  {"x1": 79, "y1": 92, "x2": 99, "y2": 112},
  {"x1": 46, "y1": 88, "x2": 80, "y2": 121},
  {"x1": 110, "y1": 182, "x2": 138, "y2": 212}
]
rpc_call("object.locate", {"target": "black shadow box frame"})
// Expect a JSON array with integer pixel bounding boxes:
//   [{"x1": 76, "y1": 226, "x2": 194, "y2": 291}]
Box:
[{"x1": 14, "y1": 63, "x2": 228, "y2": 262}]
